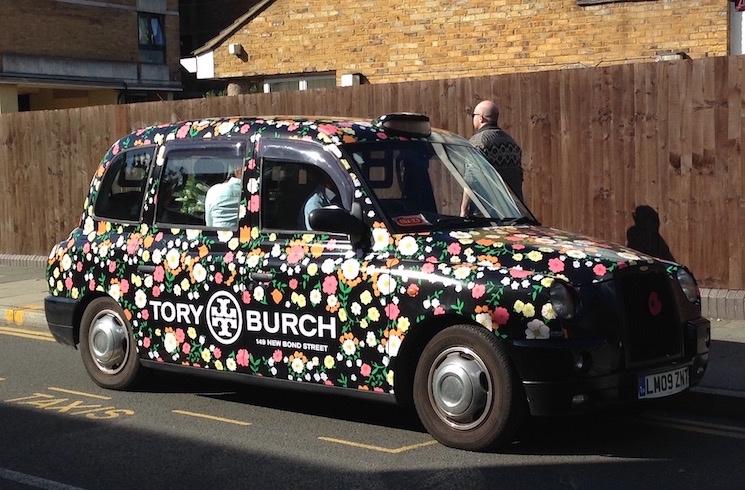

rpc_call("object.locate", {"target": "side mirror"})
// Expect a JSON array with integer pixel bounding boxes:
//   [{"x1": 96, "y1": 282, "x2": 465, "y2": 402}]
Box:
[{"x1": 308, "y1": 206, "x2": 369, "y2": 247}]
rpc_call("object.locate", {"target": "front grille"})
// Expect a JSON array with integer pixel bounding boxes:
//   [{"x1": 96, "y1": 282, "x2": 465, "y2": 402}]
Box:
[{"x1": 616, "y1": 269, "x2": 683, "y2": 366}]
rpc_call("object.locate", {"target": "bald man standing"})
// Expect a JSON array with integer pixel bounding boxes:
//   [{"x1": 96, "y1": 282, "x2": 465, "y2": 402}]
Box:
[{"x1": 468, "y1": 100, "x2": 524, "y2": 201}]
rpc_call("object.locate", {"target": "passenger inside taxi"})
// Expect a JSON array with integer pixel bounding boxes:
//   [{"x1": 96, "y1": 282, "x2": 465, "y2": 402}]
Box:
[{"x1": 205, "y1": 160, "x2": 243, "y2": 228}]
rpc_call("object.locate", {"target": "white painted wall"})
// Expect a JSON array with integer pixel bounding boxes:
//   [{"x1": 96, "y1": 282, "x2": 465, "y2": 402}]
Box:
[{"x1": 196, "y1": 51, "x2": 215, "y2": 80}]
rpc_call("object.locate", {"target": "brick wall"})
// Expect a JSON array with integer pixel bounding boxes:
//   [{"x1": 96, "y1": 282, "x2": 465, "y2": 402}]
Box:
[
  {"x1": 211, "y1": 0, "x2": 728, "y2": 83},
  {"x1": 0, "y1": 0, "x2": 179, "y2": 69}
]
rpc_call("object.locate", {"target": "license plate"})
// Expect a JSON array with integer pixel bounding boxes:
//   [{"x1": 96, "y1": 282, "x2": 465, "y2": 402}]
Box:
[{"x1": 638, "y1": 367, "x2": 689, "y2": 399}]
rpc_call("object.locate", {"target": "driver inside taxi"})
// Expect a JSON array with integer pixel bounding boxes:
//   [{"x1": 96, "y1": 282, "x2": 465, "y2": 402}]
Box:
[{"x1": 302, "y1": 170, "x2": 339, "y2": 230}]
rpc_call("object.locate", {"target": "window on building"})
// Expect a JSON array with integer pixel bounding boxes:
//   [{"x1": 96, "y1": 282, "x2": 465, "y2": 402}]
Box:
[
  {"x1": 262, "y1": 73, "x2": 336, "y2": 93},
  {"x1": 95, "y1": 148, "x2": 153, "y2": 223},
  {"x1": 576, "y1": 0, "x2": 640, "y2": 4},
  {"x1": 138, "y1": 12, "x2": 166, "y2": 64}
]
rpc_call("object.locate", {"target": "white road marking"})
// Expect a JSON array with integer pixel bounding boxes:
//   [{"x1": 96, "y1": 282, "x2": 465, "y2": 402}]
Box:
[
  {"x1": 692, "y1": 386, "x2": 745, "y2": 400},
  {"x1": 638, "y1": 415, "x2": 745, "y2": 440},
  {"x1": 0, "y1": 467, "x2": 86, "y2": 490}
]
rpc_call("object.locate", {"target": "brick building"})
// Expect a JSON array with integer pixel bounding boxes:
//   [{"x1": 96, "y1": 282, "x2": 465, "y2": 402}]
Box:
[
  {"x1": 191, "y1": 0, "x2": 732, "y2": 93},
  {"x1": 0, "y1": 0, "x2": 181, "y2": 113}
]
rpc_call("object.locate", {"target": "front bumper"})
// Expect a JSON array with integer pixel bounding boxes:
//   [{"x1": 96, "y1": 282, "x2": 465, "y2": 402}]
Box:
[
  {"x1": 512, "y1": 317, "x2": 710, "y2": 416},
  {"x1": 522, "y1": 353, "x2": 708, "y2": 416},
  {"x1": 44, "y1": 295, "x2": 77, "y2": 348}
]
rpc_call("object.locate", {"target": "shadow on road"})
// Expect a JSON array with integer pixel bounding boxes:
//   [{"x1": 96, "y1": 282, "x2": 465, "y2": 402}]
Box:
[
  {"x1": 131, "y1": 367, "x2": 745, "y2": 460},
  {"x1": 2, "y1": 396, "x2": 745, "y2": 490},
  {"x1": 135, "y1": 368, "x2": 425, "y2": 431}
]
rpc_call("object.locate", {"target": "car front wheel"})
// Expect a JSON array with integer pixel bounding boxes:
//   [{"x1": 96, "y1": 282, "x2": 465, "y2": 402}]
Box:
[{"x1": 413, "y1": 324, "x2": 525, "y2": 451}]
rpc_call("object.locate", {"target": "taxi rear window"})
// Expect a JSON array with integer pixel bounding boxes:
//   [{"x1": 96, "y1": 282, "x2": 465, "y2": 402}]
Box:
[{"x1": 94, "y1": 148, "x2": 153, "y2": 222}]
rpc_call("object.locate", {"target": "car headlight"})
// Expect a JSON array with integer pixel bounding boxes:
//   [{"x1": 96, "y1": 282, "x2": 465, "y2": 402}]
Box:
[
  {"x1": 676, "y1": 268, "x2": 699, "y2": 303},
  {"x1": 549, "y1": 282, "x2": 577, "y2": 320}
]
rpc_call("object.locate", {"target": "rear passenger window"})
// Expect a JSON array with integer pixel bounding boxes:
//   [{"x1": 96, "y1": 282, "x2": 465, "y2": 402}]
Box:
[
  {"x1": 262, "y1": 161, "x2": 341, "y2": 231},
  {"x1": 94, "y1": 148, "x2": 153, "y2": 222},
  {"x1": 156, "y1": 148, "x2": 244, "y2": 229}
]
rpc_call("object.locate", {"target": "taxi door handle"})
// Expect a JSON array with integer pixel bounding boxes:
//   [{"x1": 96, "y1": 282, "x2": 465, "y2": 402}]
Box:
[
  {"x1": 249, "y1": 271, "x2": 273, "y2": 283},
  {"x1": 138, "y1": 265, "x2": 156, "y2": 274}
]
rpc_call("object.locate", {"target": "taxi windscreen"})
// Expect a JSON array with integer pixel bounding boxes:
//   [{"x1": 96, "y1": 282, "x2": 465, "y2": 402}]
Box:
[{"x1": 343, "y1": 141, "x2": 534, "y2": 230}]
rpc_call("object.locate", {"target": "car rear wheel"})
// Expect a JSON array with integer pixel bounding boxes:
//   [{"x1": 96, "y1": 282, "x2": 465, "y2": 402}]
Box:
[
  {"x1": 79, "y1": 297, "x2": 142, "y2": 389},
  {"x1": 413, "y1": 324, "x2": 525, "y2": 451}
]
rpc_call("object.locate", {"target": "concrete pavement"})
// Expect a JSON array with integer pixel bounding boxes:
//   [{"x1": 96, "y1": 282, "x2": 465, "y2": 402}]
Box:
[
  {"x1": 0, "y1": 264, "x2": 47, "y2": 333},
  {"x1": 1, "y1": 264, "x2": 743, "y2": 399}
]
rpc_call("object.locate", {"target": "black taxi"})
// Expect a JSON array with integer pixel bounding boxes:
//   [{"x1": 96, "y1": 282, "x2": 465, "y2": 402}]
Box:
[{"x1": 45, "y1": 113, "x2": 710, "y2": 451}]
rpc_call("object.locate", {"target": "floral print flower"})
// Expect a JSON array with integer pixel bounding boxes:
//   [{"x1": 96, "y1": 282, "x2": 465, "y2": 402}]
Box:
[
  {"x1": 164, "y1": 332, "x2": 178, "y2": 353},
  {"x1": 541, "y1": 303, "x2": 557, "y2": 320},
  {"x1": 526, "y1": 319, "x2": 550, "y2": 339},
  {"x1": 165, "y1": 249, "x2": 180, "y2": 270},
  {"x1": 475, "y1": 312, "x2": 493, "y2": 330},
  {"x1": 376, "y1": 274, "x2": 396, "y2": 295},
  {"x1": 397, "y1": 236, "x2": 418, "y2": 256},
  {"x1": 192, "y1": 263, "x2": 207, "y2": 282},
  {"x1": 341, "y1": 259, "x2": 360, "y2": 280},
  {"x1": 386, "y1": 334, "x2": 401, "y2": 357},
  {"x1": 548, "y1": 258, "x2": 565, "y2": 273},
  {"x1": 372, "y1": 228, "x2": 390, "y2": 251},
  {"x1": 324, "y1": 355, "x2": 335, "y2": 369},
  {"x1": 134, "y1": 290, "x2": 147, "y2": 309},
  {"x1": 322, "y1": 276, "x2": 338, "y2": 295},
  {"x1": 237, "y1": 349, "x2": 250, "y2": 367},
  {"x1": 342, "y1": 337, "x2": 357, "y2": 356}
]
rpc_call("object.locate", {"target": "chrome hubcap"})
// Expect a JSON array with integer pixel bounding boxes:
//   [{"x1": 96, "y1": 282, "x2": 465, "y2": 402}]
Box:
[
  {"x1": 428, "y1": 346, "x2": 492, "y2": 431},
  {"x1": 88, "y1": 309, "x2": 129, "y2": 375}
]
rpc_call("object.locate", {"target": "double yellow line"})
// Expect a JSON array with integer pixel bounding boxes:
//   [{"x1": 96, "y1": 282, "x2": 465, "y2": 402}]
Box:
[{"x1": 0, "y1": 325, "x2": 54, "y2": 342}]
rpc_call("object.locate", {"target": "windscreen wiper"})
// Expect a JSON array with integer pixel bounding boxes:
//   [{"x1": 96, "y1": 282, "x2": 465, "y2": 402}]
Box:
[
  {"x1": 496, "y1": 216, "x2": 539, "y2": 226},
  {"x1": 433, "y1": 216, "x2": 501, "y2": 228}
]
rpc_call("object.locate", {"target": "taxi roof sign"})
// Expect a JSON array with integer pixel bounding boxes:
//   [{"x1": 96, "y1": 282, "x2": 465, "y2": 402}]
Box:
[{"x1": 375, "y1": 113, "x2": 431, "y2": 137}]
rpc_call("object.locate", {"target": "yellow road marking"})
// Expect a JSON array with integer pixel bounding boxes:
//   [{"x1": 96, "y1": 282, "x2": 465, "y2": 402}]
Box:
[
  {"x1": 21, "y1": 304, "x2": 43, "y2": 311},
  {"x1": 0, "y1": 326, "x2": 53, "y2": 338},
  {"x1": 318, "y1": 436, "x2": 438, "y2": 454},
  {"x1": 172, "y1": 409, "x2": 251, "y2": 426},
  {"x1": 2, "y1": 309, "x2": 25, "y2": 324},
  {"x1": 0, "y1": 328, "x2": 54, "y2": 342},
  {"x1": 47, "y1": 387, "x2": 112, "y2": 400}
]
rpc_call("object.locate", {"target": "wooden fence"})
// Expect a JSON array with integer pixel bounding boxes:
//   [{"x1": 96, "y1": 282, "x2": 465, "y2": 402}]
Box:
[{"x1": 0, "y1": 55, "x2": 743, "y2": 289}]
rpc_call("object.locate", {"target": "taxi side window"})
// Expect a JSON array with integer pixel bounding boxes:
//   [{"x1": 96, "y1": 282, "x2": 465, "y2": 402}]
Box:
[
  {"x1": 94, "y1": 148, "x2": 153, "y2": 223},
  {"x1": 156, "y1": 148, "x2": 244, "y2": 229},
  {"x1": 261, "y1": 161, "x2": 341, "y2": 231}
]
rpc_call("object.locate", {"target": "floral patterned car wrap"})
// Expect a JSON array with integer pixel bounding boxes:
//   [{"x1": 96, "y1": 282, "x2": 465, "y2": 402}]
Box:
[{"x1": 47, "y1": 117, "x2": 690, "y2": 398}]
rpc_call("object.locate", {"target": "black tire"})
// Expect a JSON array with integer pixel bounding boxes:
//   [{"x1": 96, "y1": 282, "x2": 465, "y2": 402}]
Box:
[
  {"x1": 79, "y1": 297, "x2": 142, "y2": 390},
  {"x1": 413, "y1": 324, "x2": 525, "y2": 451}
]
